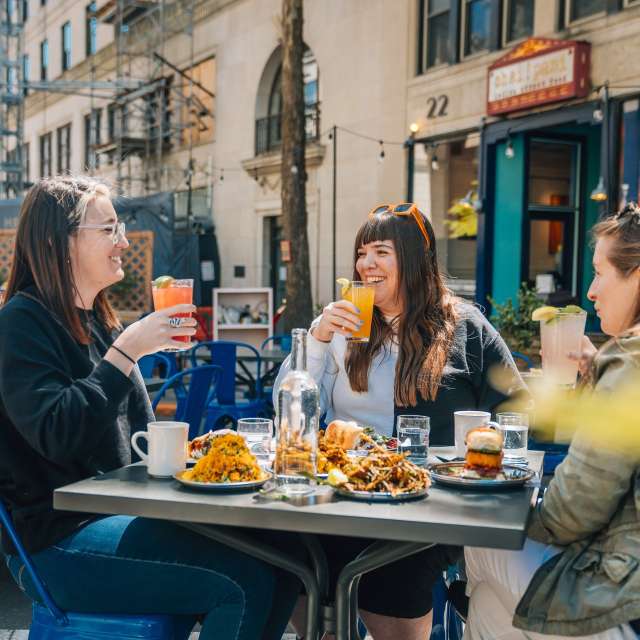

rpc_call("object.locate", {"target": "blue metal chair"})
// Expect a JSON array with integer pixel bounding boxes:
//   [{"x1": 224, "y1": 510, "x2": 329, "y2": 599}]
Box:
[
  {"x1": 260, "y1": 334, "x2": 292, "y2": 352},
  {"x1": 151, "y1": 365, "x2": 222, "y2": 440},
  {"x1": 190, "y1": 341, "x2": 267, "y2": 430},
  {"x1": 511, "y1": 351, "x2": 532, "y2": 370},
  {"x1": 138, "y1": 353, "x2": 177, "y2": 379},
  {"x1": 0, "y1": 500, "x2": 194, "y2": 640}
]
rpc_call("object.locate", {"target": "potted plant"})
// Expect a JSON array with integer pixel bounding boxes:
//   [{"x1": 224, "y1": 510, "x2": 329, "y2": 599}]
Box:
[{"x1": 489, "y1": 283, "x2": 544, "y2": 367}]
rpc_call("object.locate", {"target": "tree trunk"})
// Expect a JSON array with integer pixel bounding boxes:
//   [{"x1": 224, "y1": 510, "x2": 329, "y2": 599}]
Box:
[{"x1": 280, "y1": 0, "x2": 313, "y2": 334}]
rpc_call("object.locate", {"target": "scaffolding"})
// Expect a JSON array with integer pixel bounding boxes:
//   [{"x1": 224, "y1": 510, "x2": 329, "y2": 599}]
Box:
[
  {"x1": 0, "y1": 0, "x2": 24, "y2": 198},
  {"x1": 92, "y1": 0, "x2": 211, "y2": 195},
  {"x1": 0, "y1": 0, "x2": 214, "y2": 199}
]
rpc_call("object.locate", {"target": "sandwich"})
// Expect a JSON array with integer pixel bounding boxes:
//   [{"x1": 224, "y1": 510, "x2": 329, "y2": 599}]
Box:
[
  {"x1": 464, "y1": 427, "x2": 504, "y2": 477},
  {"x1": 324, "y1": 419, "x2": 364, "y2": 450}
]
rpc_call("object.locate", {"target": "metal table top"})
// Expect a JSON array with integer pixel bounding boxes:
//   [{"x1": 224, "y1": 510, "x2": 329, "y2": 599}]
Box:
[{"x1": 55, "y1": 449, "x2": 542, "y2": 550}]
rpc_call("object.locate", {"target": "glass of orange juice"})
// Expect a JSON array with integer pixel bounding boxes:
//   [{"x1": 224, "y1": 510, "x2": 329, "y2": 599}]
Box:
[
  {"x1": 343, "y1": 281, "x2": 375, "y2": 343},
  {"x1": 151, "y1": 276, "x2": 194, "y2": 351}
]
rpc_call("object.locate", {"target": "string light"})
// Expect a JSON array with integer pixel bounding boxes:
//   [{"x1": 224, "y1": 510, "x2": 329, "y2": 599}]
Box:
[
  {"x1": 505, "y1": 137, "x2": 515, "y2": 159},
  {"x1": 431, "y1": 144, "x2": 439, "y2": 171},
  {"x1": 219, "y1": 168, "x2": 224, "y2": 182},
  {"x1": 378, "y1": 140, "x2": 385, "y2": 163}
]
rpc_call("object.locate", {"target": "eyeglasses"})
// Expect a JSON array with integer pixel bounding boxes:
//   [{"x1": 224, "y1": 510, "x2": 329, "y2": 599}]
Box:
[
  {"x1": 77, "y1": 221, "x2": 126, "y2": 245},
  {"x1": 368, "y1": 203, "x2": 431, "y2": 248}
]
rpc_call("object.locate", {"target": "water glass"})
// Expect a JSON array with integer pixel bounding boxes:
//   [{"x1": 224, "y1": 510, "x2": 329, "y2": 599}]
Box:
[
  {"x1": 496, "y1": 412, "x2": 529, "y2": 466},
  {"x1": 237, "y1": 418, "x2": 273, "y2": 462},
  {"x1": 396, "y1": 415, "x2": 430, "y2": 467}
]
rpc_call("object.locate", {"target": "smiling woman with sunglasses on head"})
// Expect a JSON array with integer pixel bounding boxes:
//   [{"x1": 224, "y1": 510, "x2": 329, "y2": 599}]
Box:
[
  {"x1": 0, "y1": 176, "x2": 300, "y2": 640},
  {"x1": 275, "y1": 203, "x2": 526, "y2": 640}
]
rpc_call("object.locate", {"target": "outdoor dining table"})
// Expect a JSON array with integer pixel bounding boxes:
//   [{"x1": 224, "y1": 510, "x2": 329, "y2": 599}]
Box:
[{"x1": 54, "y1": 447, "x2": 543, "y2": 640}]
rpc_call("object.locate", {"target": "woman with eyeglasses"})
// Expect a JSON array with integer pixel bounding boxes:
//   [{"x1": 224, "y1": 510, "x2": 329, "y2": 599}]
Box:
[
  {"x1": 0, "y1": 176, "x2": 299, "y2": 640},
  {"x1": 276, "y1": 204, "x2": 525, "y2": 640},
  {"x1": 463, "y1": 204, "x2": 640, "y2": 640}
]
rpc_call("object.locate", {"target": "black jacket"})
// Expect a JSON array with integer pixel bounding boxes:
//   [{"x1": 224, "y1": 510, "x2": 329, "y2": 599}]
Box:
[{"x1": 0, "y1": 288, "x2": 153, "y2": 554}]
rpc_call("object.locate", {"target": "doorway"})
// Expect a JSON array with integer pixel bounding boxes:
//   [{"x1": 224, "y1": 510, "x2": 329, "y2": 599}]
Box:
[{"x1": 525, "y1": 137, "x2": 582, "y2": 304}]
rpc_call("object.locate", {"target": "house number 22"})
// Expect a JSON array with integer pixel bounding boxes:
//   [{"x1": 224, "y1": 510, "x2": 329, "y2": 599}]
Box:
[{"x1": 426, "y1": 95, "x2": 449, "y2": 118}]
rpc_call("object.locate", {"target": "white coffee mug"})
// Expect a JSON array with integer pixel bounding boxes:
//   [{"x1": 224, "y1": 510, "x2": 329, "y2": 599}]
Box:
[
  {"x1": 453, "y1": 411, "x2": 498, "y2": 458},
  {"x1": 131, "y1": 421, "x2": 188, "y2": 478}
]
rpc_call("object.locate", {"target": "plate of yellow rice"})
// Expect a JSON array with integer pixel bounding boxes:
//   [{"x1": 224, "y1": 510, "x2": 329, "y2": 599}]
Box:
[{"x1": 175, "y1": 433, "x2": 271, "y2": 491}]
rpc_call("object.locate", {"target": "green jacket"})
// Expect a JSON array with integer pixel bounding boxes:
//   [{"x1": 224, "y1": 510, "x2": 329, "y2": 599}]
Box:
[{"x1": 513, "y1": 332, "x2": 640, "y2": 636}]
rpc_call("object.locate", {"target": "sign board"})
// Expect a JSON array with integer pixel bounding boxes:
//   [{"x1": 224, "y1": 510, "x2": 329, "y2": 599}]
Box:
[{"x1": 487, "y1": 38, "x2": 590, "y2": 116}]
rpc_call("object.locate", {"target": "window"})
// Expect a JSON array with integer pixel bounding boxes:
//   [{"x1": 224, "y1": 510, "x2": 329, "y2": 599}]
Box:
[
  {"x1": 84, "y1": 109, "x2": 101, "y2": 169},
  {"x1": 505, "y1": 0, "x2": 534, "y2": 43},
  {"x1": 256, "y1": 48, "x2": 319, "y2": 154},
  {"x1": 57, "y1": 124, "x2": 71, "y2": 173},
  {"x1": 22, "y1": 0, "x2": 27, "y2": 21},
  {"x1": 463, "y1": 0, "x2": 491, "y2": 56},
  {"x1": 86, "y1": 2, "x2": 97, "y2": 57},
  {"x1": 40, "y1": 0, "x2": 45, "y2": 6},
  {"x1": 568, "y1": 0, "x2": 605, "y2": 21},
  {"x1": 180, "y1": 56, "x2": 215, "y2": 146},
  {"x1": 61, "y1": 21, "x2": 71, "y2": 71},
  {"x1": 22, "y1": 54, "x2": 29, "y2": 95},
  {"x1": 39, "y1": 132, "x2": 52, "y2": 177},
  {"x1": 419, "y1": 0, "x2": 450, "y2": 72},
  {"x1": 40, "y1": 39, "x2": 48, "y2": 81}
]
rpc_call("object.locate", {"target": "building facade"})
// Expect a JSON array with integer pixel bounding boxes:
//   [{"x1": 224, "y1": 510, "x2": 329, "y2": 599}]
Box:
[
  {"x1": 407, "y1": 0, "x2": 640, "y2": 329},
  {"x1": 16, "y1": 0, "x2": 640, "y2": 321}
]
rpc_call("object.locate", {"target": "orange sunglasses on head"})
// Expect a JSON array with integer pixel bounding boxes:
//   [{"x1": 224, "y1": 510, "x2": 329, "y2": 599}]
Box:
[{"x1": 368, "y1": 203, "x2": 431, "y2": 249}]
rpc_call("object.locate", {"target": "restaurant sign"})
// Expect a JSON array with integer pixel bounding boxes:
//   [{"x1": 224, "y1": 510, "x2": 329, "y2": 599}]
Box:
[{"x1": 487, "y1": 38, "x2": 590, "y2": 116}]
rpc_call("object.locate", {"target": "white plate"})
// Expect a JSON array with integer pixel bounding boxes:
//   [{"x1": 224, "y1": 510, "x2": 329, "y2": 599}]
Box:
[
  {"x1": 334, "y1": 486, "x2": 429, "y2": 502},
  {"x1": 429, "y1": 462, "x2": 535, "y2": 489},
  {"x1": 174, "y1": 469, "x2": 272, "y2": 491}
]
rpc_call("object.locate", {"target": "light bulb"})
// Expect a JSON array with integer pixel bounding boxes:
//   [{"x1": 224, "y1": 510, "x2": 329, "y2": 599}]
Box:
[
  {"x1": 431, "y1": 155, "x2": 439, "y2": 171},
  {"x1": 505, "y1": 140, "x2": 515, "y2": 159},
  {"x1": 592, "y1": 108, "x2": 604, "y2": 123}
]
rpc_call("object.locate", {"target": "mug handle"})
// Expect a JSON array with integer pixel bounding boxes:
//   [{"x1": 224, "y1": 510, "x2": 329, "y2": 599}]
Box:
[{"x1": 131, "y1": 431, "x2": 149, "y2": 462}]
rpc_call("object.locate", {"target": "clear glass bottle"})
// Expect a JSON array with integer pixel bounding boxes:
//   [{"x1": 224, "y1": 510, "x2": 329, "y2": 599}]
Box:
[{"x1": 274, "y1": 328, "x2": 319, "y2": 495}]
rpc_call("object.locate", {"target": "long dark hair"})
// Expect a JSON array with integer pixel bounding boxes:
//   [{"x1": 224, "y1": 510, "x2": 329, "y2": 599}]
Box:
[
  {"x1": 345, "y1": 209, "x2": 458, "y2": 405},
  {"x1": 4, "y1": 175, "x2": 120, "y2": 344},
  {"x1": 592, "y1": 203, "x2": 640, "y2": 327}
]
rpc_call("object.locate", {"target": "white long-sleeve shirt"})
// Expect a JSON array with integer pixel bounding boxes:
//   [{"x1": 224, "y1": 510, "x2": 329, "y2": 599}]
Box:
[{"x1": 273, "y1": 328, "x2": 399, "y2": 436}]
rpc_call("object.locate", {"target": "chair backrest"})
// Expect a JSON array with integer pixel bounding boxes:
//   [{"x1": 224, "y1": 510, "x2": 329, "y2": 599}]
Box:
[
  {"x1": 190, "y1": 341, "x2": 262, "y2": 405},
  {"x1": 0, "y1": 500, "x2": 67, "y2": 624},
  {"x1": 138, "y1": 353, "x2": 177, "y2": 379},
  {"x1": 260, "y1": 335, "x2": 292, "y2": 352},
  {"x1": 151, "y1": 365, "x2": 222, "y2": 439}
]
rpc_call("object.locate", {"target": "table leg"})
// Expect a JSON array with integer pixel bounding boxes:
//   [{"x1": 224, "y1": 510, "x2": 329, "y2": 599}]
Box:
[
  {"x1": 335, "y1": 540, "x2": 434, "y2": 640},
  {"x1": 181, "y1": 523, "x2": 321, "y2": 640}
]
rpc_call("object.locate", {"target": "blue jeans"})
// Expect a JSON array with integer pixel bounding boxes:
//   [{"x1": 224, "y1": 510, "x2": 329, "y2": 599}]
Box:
[{"x1": 7, "y1": 516, "x2": 300, "y2": 640}]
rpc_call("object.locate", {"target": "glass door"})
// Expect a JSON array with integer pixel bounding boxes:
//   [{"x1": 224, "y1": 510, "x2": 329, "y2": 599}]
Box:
[{"x1": 526, "y1": 138, "x2": 581, "y2": 304}]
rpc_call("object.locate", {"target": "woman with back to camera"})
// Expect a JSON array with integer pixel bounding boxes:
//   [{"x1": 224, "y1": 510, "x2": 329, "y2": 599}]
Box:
[
  {"x1": 463, "y1": 203, "x2": 640, "y2": 639},
  {"x1": 275, "y1": 203, "x2": 526, "y2": 639},
  {"x1": 0, "y1": 176, "x2": 299, "y2": 640}
]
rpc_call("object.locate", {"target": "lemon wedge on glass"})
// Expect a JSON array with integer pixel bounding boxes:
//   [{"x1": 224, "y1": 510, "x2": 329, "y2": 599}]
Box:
[
  {"x1": 327, "y1": 468, "x2": 348, "y2": 487},
  {"x1": 153, "y1": 275, "x2": 175, "y2": 289},
  {"x1": 531, "y1": 305, "x2": 558, "y2": 323},
  {"x1": 336, "y1": 277, "x2": 352, "y2": 301}
]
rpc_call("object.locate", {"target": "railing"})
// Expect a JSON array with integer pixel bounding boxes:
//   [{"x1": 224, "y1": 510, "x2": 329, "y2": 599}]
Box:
[{"x1": 255, "y1": 102, "x2": 320, "y2": 155}]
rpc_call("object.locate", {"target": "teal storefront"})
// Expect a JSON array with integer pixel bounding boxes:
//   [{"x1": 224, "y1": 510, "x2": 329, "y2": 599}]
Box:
[{"x1": 476, "y1": 103, "x2": 604, "y2": 330}]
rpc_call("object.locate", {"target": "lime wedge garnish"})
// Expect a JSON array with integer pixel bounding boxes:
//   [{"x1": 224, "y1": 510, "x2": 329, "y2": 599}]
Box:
[
  {"x1": 531, "y1": 305, "x2": 558, "y2": 323},
  {"x1": 563, "y1": 304, "x2": 585, "y2": 314},
  {"x1": 336, "y1": 277, "x2": 352, "y2": 300},
  {"x1": 153, "y1": 275, "x2": 175, "y2": 289}
]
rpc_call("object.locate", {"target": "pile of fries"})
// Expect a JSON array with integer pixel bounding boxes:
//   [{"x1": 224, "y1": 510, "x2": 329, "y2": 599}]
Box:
[
  {"x1": 317, "y1": 431, "x2": 351, "y2": 474},
  {"x1": 335, "y1": 450, "x2": 431, "y2": 496}
]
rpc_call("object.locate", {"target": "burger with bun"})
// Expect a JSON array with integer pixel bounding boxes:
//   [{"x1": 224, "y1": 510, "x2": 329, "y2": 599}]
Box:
[{"x1": 464, "y1": 427, "x2": 503, "y2": 477}]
